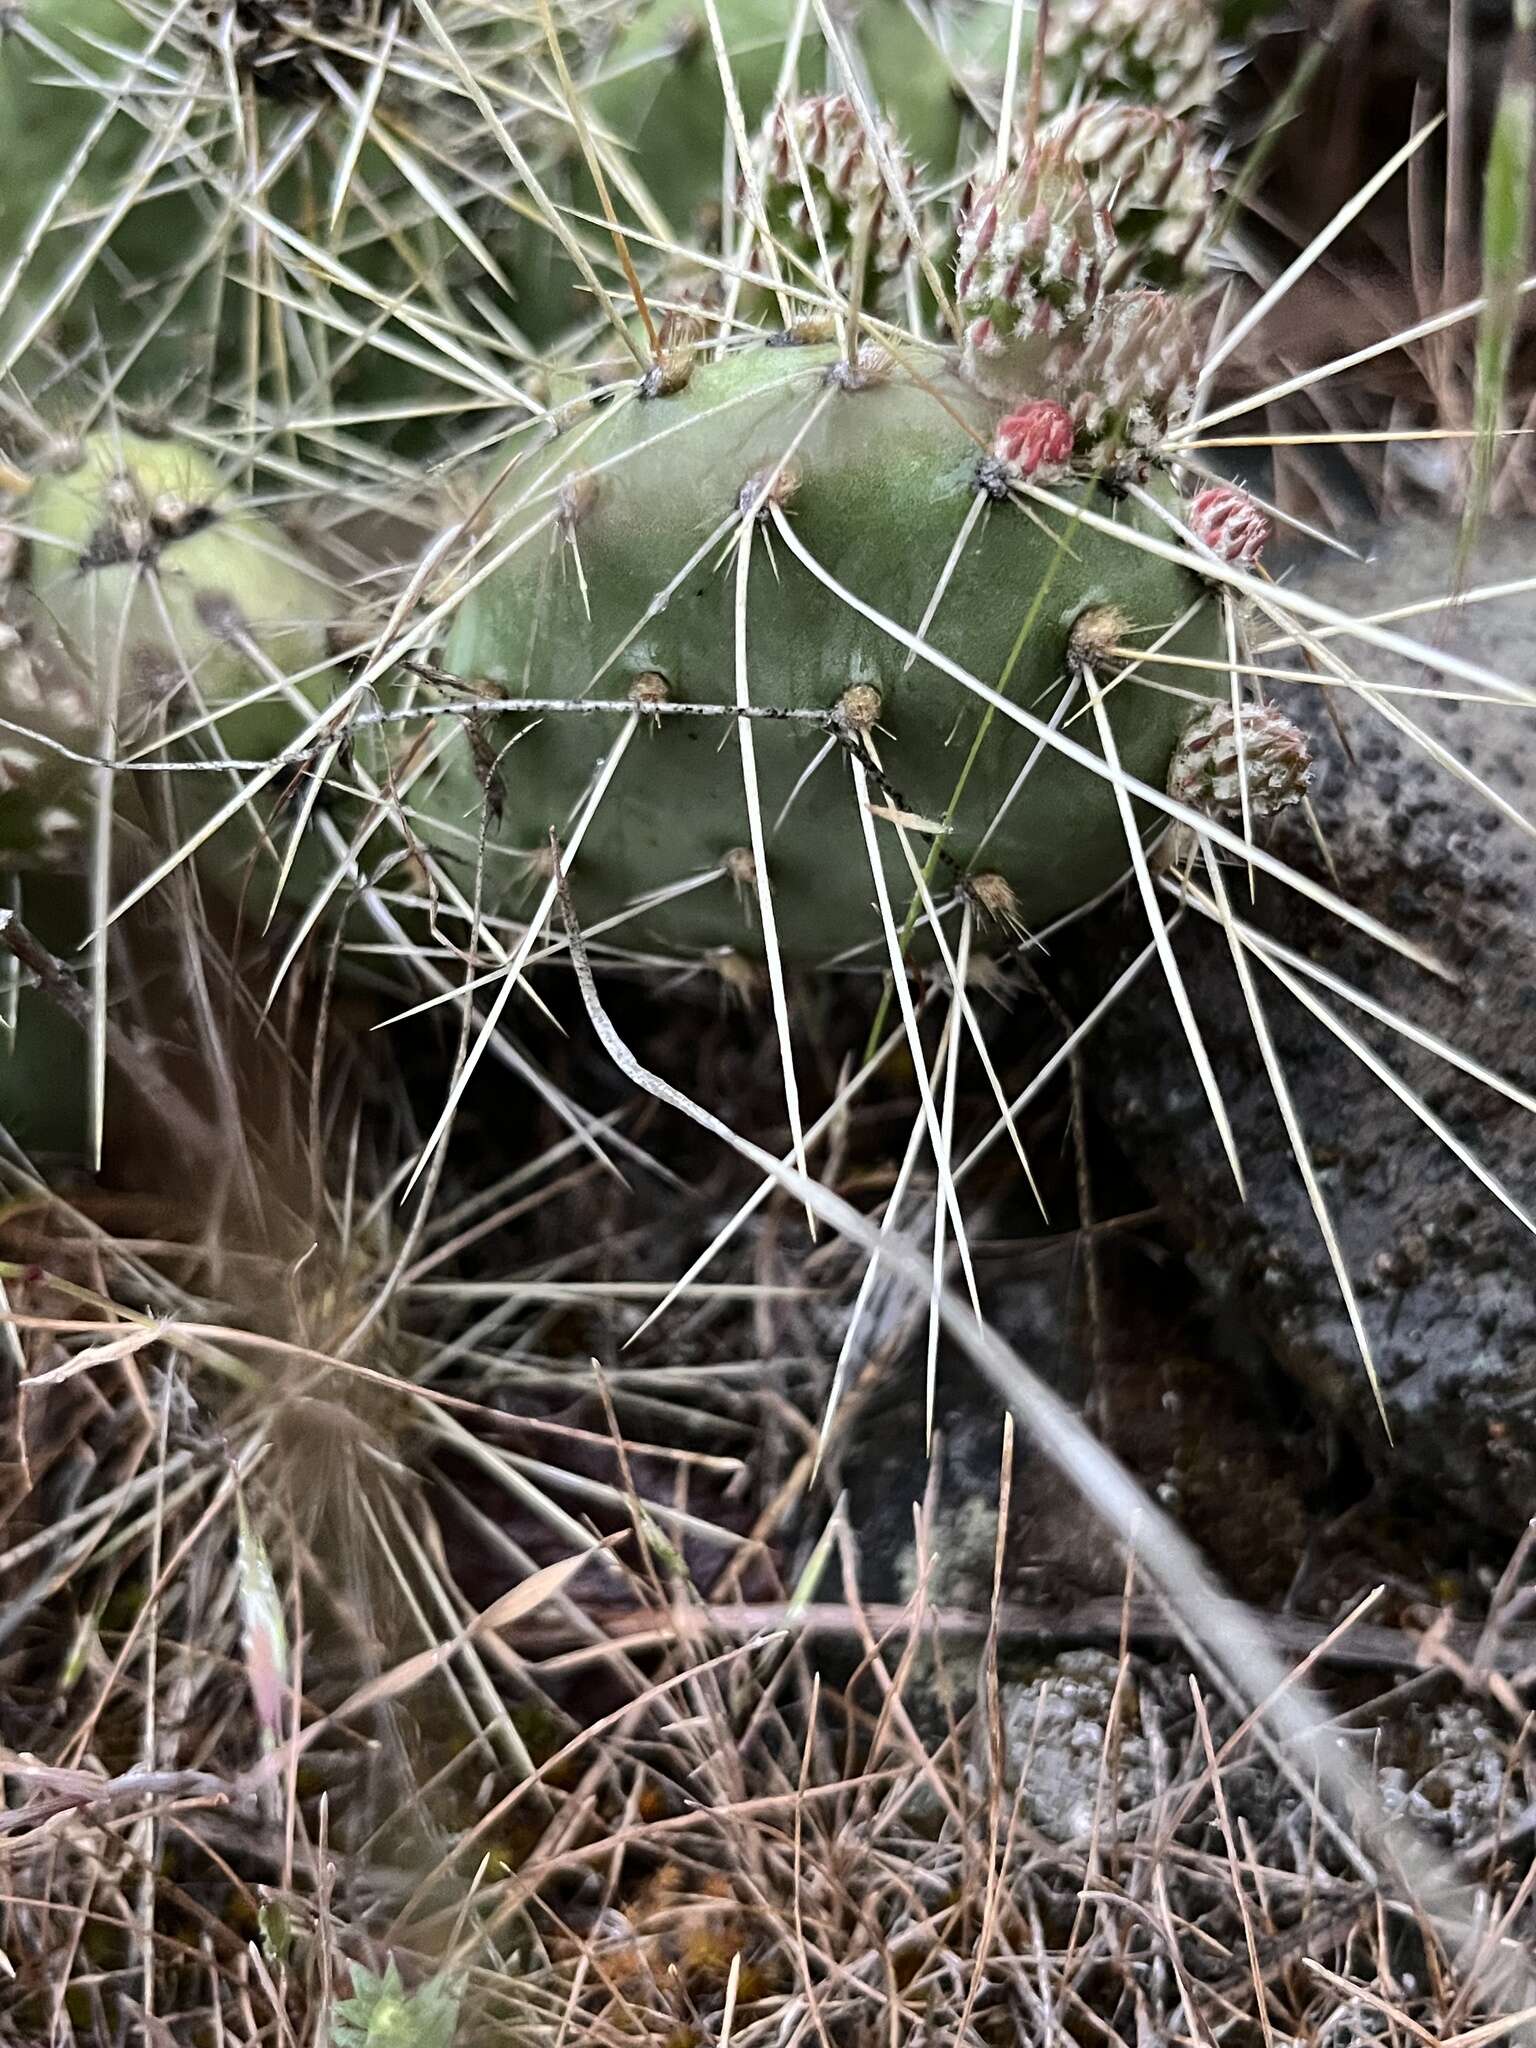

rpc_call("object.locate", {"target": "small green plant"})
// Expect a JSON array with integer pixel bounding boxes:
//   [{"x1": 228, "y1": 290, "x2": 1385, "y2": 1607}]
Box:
[{"x1": 331, "y1": 1959, "x2": 462, "y2": 2048}]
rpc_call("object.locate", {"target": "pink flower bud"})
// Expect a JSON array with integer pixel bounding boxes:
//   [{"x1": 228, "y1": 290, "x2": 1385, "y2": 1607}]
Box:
[
  {"x1": 1189, "y1": 485, "x2": 1270, "y2": 566},
  {"x1": 994, "y1": 400, "x2": 1076, "y2": 482}
]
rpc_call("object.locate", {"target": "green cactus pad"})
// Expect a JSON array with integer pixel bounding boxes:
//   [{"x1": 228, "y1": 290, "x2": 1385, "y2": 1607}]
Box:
[
  {"x1": 6, "y1": 431, "x2": 336, "y2": 883},
  {"x1": 439, "y1": 339, "x2": 1225, "y2": 965}
]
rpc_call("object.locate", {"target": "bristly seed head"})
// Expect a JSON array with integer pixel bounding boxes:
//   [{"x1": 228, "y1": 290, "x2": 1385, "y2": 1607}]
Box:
[
  {"x1": 1166, "y1": 699, "x2": 1314, "y2": 820},
  {"x1": 1188, "y1": 484, "x2": 1271, "y2": 567}
]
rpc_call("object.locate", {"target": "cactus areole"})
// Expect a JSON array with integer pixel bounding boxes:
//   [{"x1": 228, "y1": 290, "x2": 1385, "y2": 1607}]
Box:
[{"x1": 441, "y1": 340, "x2": 1226, "y2": 965}]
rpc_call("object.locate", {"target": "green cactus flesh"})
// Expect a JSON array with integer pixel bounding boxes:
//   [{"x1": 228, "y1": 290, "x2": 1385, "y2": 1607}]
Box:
[
  {"x1": 6, "y1": 432, "x2": 336, "y2": 886},
  {"x1": 440, "y1": 339, "x2": 1225, "y2": 965}
]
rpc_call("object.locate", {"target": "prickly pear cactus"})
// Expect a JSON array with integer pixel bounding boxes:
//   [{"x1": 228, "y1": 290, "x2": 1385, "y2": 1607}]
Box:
[
  {"x1": 438, "y1": 338, "x2": 1226, "y2": 963},
  {"x1": 4, "y1": 432, "x2": 336, "y2": 882}
]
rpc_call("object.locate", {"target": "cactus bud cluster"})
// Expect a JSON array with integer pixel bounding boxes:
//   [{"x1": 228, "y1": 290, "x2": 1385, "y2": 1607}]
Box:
[
  {"x1": 1167, "y1": 700, "x2": 1314, "y2": 821},
  {"x1": 991, "y1": 400, "x2": 1077, "y2": 486},
  {"x1": 1043, "y1": 102, "x2": 1216, "y2": 288},
  {"x1": 1043, "y1": 0, "x2": 1222, "y2": 120},
  {"x1": 759, "y1": 93, "x2": 917, "y2": 297},
  {"x1": 955, "y1": 143, "x2": 1114, "y2": 402},
  {"x1": 1062, "y1": 287, "x2": 1199, "y2": 473},
  {"x1": 957, "y1": 137, "x2": 1200, "y2": 476}
]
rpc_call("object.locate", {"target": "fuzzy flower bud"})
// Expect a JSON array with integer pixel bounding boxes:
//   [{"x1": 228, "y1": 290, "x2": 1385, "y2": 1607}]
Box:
[
  {"x1": 995, "y1": 400, "x2": 1077, "y2": 481},
  {"x1": 1043, "y1": 0, "x2": 1221, "y2": 120},
  {"x1": 759, "y1": 94, "x2": 916, "y2": 296},
  {"x1": 1063, "y1": 288, "x2": 1198, "y2": 478},
  {"x1": 1167, "y1": 701, "x2": 1313, "y2": 821},
  {"x1": 956, "y1": 144, "x2": 1114, "y2": 402},
  {"x1": 1042, "y1": 103, "x2": 1215, "y2": 289},
  {"x1": 1189, "y1": 484, "x2": 1271, "y2": 566}
]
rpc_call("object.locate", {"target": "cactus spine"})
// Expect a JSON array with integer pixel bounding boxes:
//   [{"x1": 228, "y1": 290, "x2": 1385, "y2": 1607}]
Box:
[{"x1": 1, "y1": 0, "x2": 1261, "y2": 985}]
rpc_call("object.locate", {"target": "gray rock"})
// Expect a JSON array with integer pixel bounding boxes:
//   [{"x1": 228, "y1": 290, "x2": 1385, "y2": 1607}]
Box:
[
  {"x1": 992, "y1": 1648, "x2": 1155, "y2": 1842},
  {"x1": 1059, "y1": 520, "x2": 1536, "y2": 1531},
  {"x1": 1373, "y1": 1696, "x2": 1511, "y2": 1845}
]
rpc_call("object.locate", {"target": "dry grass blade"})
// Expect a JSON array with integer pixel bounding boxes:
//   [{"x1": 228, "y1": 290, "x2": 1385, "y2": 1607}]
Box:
[{"x1": 1462, "y1": 0, "x2": 1536, "y2": 559}]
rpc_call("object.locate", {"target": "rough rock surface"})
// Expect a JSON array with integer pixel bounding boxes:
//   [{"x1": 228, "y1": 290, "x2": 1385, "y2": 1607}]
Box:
[{"x1": 1057, "y1": 519, "x2": 1536, "y2": 1532}]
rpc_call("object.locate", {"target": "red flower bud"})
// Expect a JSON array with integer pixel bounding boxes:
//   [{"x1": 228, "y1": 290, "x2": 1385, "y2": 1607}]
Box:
[
  {"x1": 1189, "y1": 484, "x2": 1270, "y2": 566},
  {"x1": 994, "y1": 400, "x2": 1076, "y2": 481}
]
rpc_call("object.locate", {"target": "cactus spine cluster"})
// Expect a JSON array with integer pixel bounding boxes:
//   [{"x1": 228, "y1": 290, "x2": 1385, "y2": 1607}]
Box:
[{"x1": 0, "y1": 0, "x2": 540, "y2": 433}]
